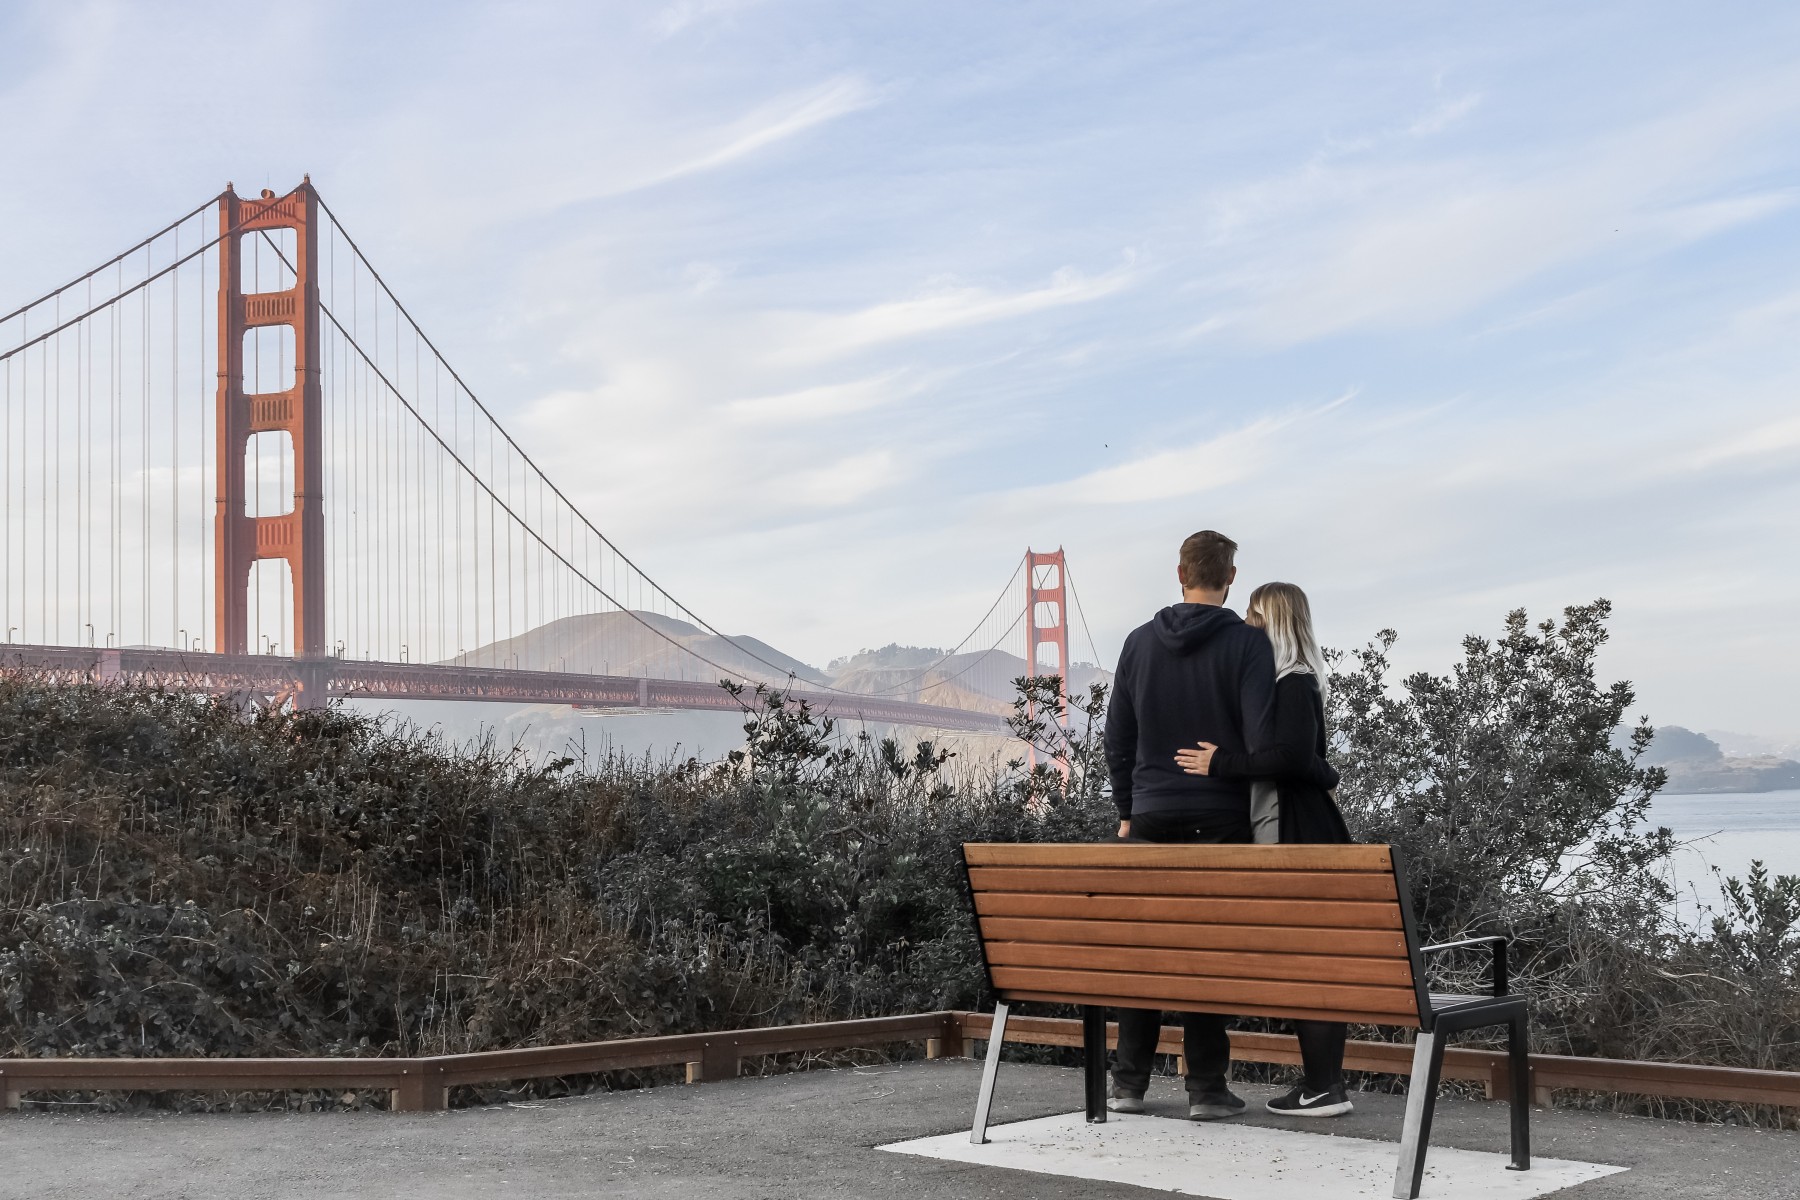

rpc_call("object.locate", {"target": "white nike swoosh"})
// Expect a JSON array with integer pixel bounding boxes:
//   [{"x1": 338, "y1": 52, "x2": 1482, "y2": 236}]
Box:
[{"x1": 1299, "y1": 1093, "x2": 1330, "y2": 1105}]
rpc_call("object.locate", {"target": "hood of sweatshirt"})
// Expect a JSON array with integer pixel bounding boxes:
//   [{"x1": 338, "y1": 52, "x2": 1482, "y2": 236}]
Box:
[{"x1": 1152, "y1": 602, "x2": 1244, "y2": 655}]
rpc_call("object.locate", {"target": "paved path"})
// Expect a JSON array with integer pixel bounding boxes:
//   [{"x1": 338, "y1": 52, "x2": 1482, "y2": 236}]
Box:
[{"x1": 4, "y1": 1060, "x2": 1796, "y2": 1198}]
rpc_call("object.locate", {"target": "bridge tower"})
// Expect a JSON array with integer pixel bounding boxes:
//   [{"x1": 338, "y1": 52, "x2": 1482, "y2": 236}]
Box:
[
  {"x1": 1025, "y1": 547, "x2": 1071, "y2": 710},
  {"x1": 214, "y1": 182, "x2": 326, "y2": 662}
]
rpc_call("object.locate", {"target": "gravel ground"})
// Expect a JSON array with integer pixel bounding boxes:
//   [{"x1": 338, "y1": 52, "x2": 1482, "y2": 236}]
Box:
[{"x1": 5, "y1": 1058, "x2": 1797, "y2": 1199}]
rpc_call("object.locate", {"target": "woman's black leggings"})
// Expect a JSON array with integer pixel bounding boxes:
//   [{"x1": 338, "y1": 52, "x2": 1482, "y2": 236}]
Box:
[{"x1": 1294, "y1": 1019, "x2": 1346, "y2": 1092}]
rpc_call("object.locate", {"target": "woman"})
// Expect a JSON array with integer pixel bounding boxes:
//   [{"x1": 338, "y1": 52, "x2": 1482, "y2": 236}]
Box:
[{"x1": 1175, "y1": 581, "x2": 1355, "y2": 1118}]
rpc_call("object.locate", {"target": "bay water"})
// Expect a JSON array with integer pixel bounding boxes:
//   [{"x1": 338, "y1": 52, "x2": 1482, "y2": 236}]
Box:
[{"x1": 1645, "y1": 789, "x2": 1800, "y2": 924}]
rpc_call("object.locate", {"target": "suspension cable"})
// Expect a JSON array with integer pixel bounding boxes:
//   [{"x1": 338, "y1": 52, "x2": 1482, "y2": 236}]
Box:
[
  {"x1": 909, "y1": 604, "x2": 1031, "y2": 697},
  {"x1": 0, "y1": 193, "x2": 222, "y2": 329},
  {"x1": 308, "y1": 194, "x2": 886, "y2": 690},
  {"x1": 1063, "y1": 561, "x2": 1107, "y2": 673},
  {"x1": 309, "y1": 282, "x2": 767, "y2": 685},
  {"x1": 0, "y1": 190, "x2": 298, "y2": 367},
  {"x1": 277, "y1": 207, "x2": 1043, "y2": 696},
  {"x1": 851, "y1": 552, "x2": 1029, "y2": 696}
]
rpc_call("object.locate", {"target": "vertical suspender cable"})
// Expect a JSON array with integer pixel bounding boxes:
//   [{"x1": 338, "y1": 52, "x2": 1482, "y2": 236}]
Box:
[
  {"x1": 171, "y1": 226, "x2": 180, "y2": 645},
  {"x1": 2, "y1": 354, "x2": 9, "y2": 642},
  {"x1": 53, "y1": 295, "x2": 62, "y2": 643},
  {"x1": 112, "y1": 265, "x2": 121, "y2": 645},
  {"x1": 140, "y1": 273, "x2": 149, "y2": 645}
]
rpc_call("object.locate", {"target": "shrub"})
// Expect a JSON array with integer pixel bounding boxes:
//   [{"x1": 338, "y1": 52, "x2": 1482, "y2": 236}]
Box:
[{"x1": 1, "y1": 599, "x2": 1795, "y2": 1125}]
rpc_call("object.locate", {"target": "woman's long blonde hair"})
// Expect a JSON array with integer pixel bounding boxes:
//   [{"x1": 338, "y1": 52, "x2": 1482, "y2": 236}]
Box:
[{"x1": 1246, "y1": 582, "x2": 1328, "y2": 697}]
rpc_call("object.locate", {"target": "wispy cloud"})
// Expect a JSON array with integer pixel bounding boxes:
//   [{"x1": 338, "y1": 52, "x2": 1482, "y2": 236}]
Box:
[
  {"x1": 1690, "y1": 415, "x2": 1800, "y2": 469},
  {"x1": 1405, "y1": 93, "x2": 1481, "y2": 138},
  {"x1": 998, "y1": 391, "x2": 1354, "y2": 512},
  {"x1": 764, "y1": 261, "x2": 1141, "y2": 365},
  {"x1": 724, "y1": 372, "x2": 911, "y2": 424},
  {"x1": 1200, "y1": 74, "x2": 1800, "y2": 346},
  {"x1": 629, "y1": 75, "x2": 878, "y2": 194}
]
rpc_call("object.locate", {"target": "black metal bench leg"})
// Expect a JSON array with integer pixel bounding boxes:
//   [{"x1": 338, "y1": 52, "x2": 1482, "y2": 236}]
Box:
[
  {"x1": 1506, "y1": 1012, "x2": 1531, "y2": 1171},
  {"x1": 1082, "y1": 1005, "x2": 1107, "y2": 1124},
  {"x1": 970, "y1": 1001, "x2": 1009, "y2": 1144},
  {"x1": 1392, "y1": 1029, "x2": 1447, "y2": 1199}
]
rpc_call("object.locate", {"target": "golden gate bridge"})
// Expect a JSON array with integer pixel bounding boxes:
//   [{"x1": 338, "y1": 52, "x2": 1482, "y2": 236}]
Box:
[{"x1": 0, "y1": 179, "x2": 1100, "y2": 733}]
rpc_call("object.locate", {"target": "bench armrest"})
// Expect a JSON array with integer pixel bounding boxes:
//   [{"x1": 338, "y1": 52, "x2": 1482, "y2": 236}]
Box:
[{"x1": 1419, "y1": 935, "x2": 1510, "y2": 996}]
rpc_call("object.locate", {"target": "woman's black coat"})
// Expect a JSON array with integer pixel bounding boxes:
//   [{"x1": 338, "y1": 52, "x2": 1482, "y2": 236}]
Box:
[{"x1": 1206, "y1": 672, "x2": 1353, "y2": 845}]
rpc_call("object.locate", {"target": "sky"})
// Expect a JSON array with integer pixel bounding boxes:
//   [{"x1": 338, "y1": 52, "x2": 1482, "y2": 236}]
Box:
[{"x1": 3, "y1": 1, "x2": 1799, "y2": 738}]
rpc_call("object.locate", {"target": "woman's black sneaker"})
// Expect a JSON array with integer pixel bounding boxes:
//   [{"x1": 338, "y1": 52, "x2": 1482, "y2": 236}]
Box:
[{"x1": 1265, "y1": 1085, "x2": 1353, "y2": 1118}]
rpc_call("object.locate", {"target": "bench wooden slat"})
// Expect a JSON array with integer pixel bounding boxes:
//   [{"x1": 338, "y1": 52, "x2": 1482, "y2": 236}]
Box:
[
  {"x1": 977, "y1": 917, "x2": 1410, "y2": 959},
  {"x1": 990, "y1": 966, "x2": 1421, "y2": 1018},
  {"x1": 968, "y1": 866, "x2": 1398, "y2": 901},
  {"x1": 965, "y1": 844, "x2": 1394, "y2": 871},
  {"x1": 985, "y1": 941, "x2": 1415, "y2": 988},
  {"x1": 975, "y1": 892, "x2": 1405, "y2": 929},
  {"x1": 998, "y1": 988, "x2": 1422, "y2": 1029}
]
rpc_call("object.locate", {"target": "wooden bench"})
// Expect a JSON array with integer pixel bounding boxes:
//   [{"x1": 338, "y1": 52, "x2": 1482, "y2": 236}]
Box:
[{"x1": 960, "y1": 842, "x2": 1530, "y2": 1200}]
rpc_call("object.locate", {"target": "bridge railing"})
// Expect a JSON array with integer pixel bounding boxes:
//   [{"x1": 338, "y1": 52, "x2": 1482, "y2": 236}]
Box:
[{"x1": 5, "y1": 1011, "x2": 1798, "y2": 1114}]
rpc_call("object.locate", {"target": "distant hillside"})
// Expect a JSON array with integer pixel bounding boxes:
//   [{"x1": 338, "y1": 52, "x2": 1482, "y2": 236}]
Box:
[
  {"x1": 1645, "y1": 724, "x2": 1800, "y2": 795},
  {"x1": 453, "y1": 620, "x2": 1113, "y2": 720},
  {"x1": 451, "y1": 611, "x2": 827, "y2": 687},
  {"x1": 827, "y1": 643, "x2": 1112, "y2": 717}
]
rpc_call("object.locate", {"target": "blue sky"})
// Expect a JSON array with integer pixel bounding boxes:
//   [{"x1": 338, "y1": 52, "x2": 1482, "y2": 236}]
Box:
[{"x1": 4, "y1": 2, "x2": 1800, "y2": 737}]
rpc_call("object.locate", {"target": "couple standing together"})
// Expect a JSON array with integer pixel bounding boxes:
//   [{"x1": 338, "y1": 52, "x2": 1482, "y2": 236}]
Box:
[{"x1": 1102, "y1": 529, "x2": 1353, "y2": 1121}]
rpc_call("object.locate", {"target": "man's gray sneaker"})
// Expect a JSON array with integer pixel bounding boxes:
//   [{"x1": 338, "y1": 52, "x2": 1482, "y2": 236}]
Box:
[
  {"x1": 1187, "y1": 1088, "x2": 1247, "y2": 1120},
  {"x1": 1106, "y1": 1086, "x2": 1147, "y2": 1114}
]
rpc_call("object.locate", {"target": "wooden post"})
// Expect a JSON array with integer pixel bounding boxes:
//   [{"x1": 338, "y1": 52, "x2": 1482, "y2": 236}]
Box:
[
  {"x1": 685, "y1": 1038, "x2": 741, "y2": 1083},
  {"x1": 927, "y1": 1013, "x2": 967, "y2": 1060},
  {"x1": 389, "y1": 1063, "x2": 447, "y2": 1112}
]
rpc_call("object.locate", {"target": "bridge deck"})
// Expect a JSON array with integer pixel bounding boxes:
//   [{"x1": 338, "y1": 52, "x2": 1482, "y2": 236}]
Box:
[
  {"x1": 4, "y1": 1059, "x2": 1790, "y2": 1199},
  {"x1": 0, "y1": 643, "x2": 1011, "y2": 732}
]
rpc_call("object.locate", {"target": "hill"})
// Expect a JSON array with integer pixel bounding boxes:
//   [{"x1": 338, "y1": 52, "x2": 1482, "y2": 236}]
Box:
[
  {"x1": 825, "y1": 642, "x2": 1111, "y2": 717},
  {"x1": 1643, "y1": 724, "x2": 1800, "y2": 795},
  {"x1": 457, "y1": 618, "x2": 1112, "y2": 720},
  {"x1": 449, "y1": 611, "x2": 827, "y2": 687}
]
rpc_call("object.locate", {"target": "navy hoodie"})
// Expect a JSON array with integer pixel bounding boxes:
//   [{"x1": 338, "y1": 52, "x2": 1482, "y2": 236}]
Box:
[{"x1": 1103, "y1": 603, "x2": 1277, "y2": 821}]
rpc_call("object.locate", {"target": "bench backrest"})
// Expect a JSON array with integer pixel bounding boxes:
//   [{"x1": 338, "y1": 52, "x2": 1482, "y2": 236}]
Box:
[{"x1": 962, "y1": 843, "x2": 1429, "y2": 1028}]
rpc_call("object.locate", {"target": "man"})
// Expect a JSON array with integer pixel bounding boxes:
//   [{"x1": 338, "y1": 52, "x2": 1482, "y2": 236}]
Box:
[{"x1": 1102, "y1": 529, "x2": 1275, "y2": 1120}]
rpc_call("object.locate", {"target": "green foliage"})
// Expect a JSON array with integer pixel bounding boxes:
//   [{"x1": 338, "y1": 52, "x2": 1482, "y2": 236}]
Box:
[
  {"x1": 1004, "y1": 674, "x2": 1110, "y2": 809},
  {"x1": 1710, "y1": 862, "x2": 1800, "y2": 977},
  {"x1": 1325, "y1": 600, "x2": 1798, "y2": 1104},
  {"x1": 1330, "y1": 600, "x2": 1674, "y2": 938}
]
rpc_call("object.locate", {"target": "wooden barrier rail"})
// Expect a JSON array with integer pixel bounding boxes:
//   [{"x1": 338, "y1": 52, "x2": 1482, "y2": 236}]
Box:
[
  {"x1": 0, "y1": 1013, "x2": 964, "y2": 1113},
  {"x1": 959, "y1": 1012, "x2": 1800, "y2": 1110},
  {"x1": 3, "y1": 1010, "x2": 1797, "y2": 1113}
]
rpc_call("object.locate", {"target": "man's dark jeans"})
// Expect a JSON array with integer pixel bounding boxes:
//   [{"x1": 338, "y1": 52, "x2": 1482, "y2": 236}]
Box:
[{"x1": 1111, "y1": 807, "x2": 1250, "y2": 1099}]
